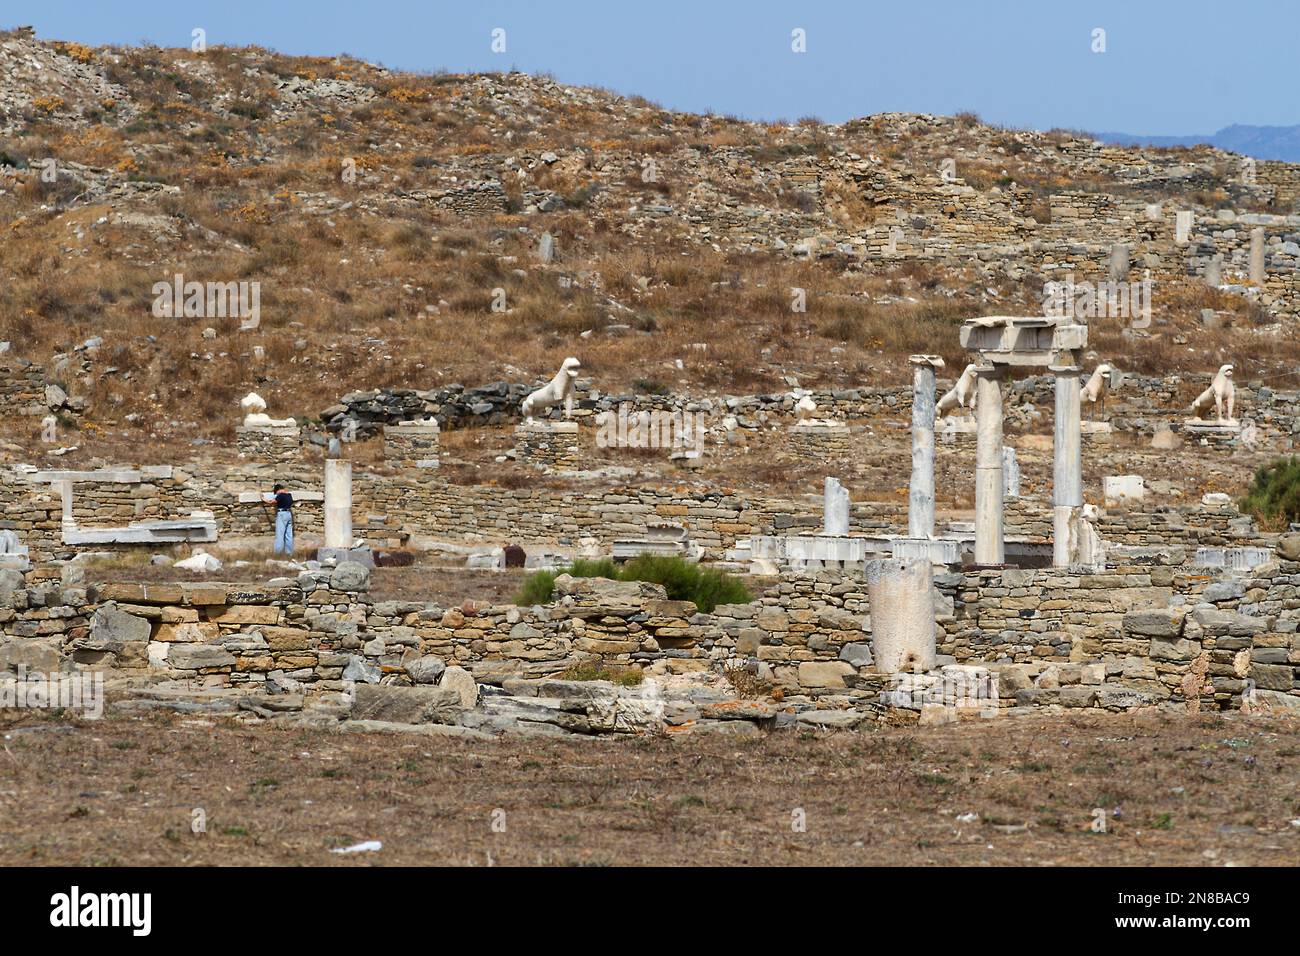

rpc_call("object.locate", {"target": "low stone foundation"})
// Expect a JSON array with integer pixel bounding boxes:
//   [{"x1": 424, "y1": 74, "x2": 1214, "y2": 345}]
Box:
[
  {"x1": 788, "y1": 422, "x2": 850, "y2": 458},
  {"x1": 383, "y1": 421, "x2": 441, "y2": 468},
  {"x1": 6, "y1": 552, "x2": 1293, "y2": 712},
  {"x1": 236, "y1": 425, "x2": 302, "y2": 462},
  {"x1": 513, "y1": 421, "x2": 580, "y2": 470}
]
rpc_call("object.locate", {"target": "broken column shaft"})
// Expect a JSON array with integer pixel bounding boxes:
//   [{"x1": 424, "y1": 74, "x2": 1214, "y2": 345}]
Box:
[
  {"x1": 866, "y1": 557, "x2": 936, "y2": 673},
  {"x1": 323, "y1": 458, "x2": 353, "y2": 550}
]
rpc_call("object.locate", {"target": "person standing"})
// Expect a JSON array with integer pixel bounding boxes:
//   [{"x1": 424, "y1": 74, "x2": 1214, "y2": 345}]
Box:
[{"x1": 262, "y1": 483, "x2": 294, "y2": 554}]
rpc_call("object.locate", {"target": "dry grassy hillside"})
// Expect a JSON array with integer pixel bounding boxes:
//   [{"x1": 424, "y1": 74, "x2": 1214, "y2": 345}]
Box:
[{"x1": 0, "y1": 27, "x2": 1293, "y2": 454}]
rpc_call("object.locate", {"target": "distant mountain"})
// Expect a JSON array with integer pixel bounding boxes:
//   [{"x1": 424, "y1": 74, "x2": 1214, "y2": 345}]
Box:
[{"x1": 1094, "y1": 124, "x2": 1300, "y2": 163}]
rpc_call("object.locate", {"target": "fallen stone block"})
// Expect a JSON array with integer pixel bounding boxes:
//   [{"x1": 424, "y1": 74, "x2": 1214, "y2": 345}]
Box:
[{"x1": 350, "y1": 684, "x2": 463, "y2": 724}]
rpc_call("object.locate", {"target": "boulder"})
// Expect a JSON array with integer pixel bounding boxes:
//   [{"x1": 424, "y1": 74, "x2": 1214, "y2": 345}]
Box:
[
  {"x1": 1277, "y1": 534, "x2": 1300, "y2": 562},
  {"x1": 0, "y1": 569, "x2": 26, "y2": 606},
  {"x1": 404, "y1": 655, "x2": 447, "y2": 684},
  {"x1": 838, "y1": 642, "x2": 874, "y2": 668},
  {"x1": 439, "y1": 666, "x2": 479, "y2": 708},
  {"x1": 330, "y1": 561, "x2": 370, "y2": 592},
  {"x1": 89, "y1": 606, "x2": 151, "y2": 652},
  {"x1": 350, "y1": 684, "x2": 464, "y2": 724},
  {"x1": 796, "y1": 661, "x2": 856, "y2": 689}
]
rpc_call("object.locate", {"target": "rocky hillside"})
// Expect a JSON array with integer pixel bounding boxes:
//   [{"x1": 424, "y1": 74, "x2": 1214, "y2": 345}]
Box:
[{"x1": 1, "y1": 25, "x2": 1298, "y2": 455}]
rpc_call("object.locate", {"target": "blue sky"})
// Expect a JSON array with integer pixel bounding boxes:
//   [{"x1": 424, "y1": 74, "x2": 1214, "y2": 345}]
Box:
[{"x1": 12, "y1": 0, "x2": 1295, "y2": 135}]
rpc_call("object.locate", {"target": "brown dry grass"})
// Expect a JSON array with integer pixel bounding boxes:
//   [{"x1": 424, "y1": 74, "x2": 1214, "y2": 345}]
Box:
[
  {"x1": 3, "y1": 40, "x2": 1299, "y2": 465},
  {"x1": 0, "y1": 710, "x2": 1296, "y2": 865}
]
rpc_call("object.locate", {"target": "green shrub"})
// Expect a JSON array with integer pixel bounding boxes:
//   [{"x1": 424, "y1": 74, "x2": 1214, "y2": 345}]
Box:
[
  {"x1": 513, "y1": 554, "x2": 749, "y2": 612},
  {"x1": 568, "y1": 557, "x2": 620, "y2": 579},
  {"x1": 1240, "y1": 457, "x2": 1300, "y2": 529},
  {"x1": 515, "y1": 568, "x2": 559, "y2": 606},
  {"x1": 559, "y1": 663, "x2": 644, "y2": 686}
]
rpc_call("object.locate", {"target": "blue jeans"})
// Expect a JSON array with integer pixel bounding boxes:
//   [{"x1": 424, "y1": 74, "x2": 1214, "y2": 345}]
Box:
[{"x1": 274, "y1": 510, "x2": 294, "y2": 554}]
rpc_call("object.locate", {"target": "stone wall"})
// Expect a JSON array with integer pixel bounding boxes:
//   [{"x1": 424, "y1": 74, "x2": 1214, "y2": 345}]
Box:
[
  {"x1": 5, "y1": 555, "x2": 1291, "y2": 715},
  {"x1": 0, "y1": 358, "x2": 58, "y2": 417},
  {"x1": 383, "y1": 422, "x2": 441, "y2": 468},
  {"x1": 436, "y1": 180, "x2": 508, "y2": 216},
  {"x1": 0, "y1": 461, "x2": 1269, "y2": 565},
  {"x1": 235, "y1": 425, "x2": 302, "y2": 462},
  {"x1": 513, "y1": 422, "x2": 580, "y2": 470}
]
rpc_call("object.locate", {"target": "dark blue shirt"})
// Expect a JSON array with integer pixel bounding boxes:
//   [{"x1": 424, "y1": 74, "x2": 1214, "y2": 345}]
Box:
[{"x1": 274, "y1": 492, "x2": 293, "y2": 512}]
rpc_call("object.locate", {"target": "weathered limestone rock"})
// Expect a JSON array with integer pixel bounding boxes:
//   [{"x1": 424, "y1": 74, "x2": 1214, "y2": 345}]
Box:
[
  {"x1": 1104, "y1": 475, "x2": 1144, "y2": 508},
  {"x1": 343, "y1": 655, "x2": 381, "y2": 683},
  {"x1": 0, "y1": 638, "x2": 61, "y2": 671},
  {"x1": 1123, "y1": 608, "x2": 1185, "y2": 638},
  {"x1": 440, "y1": 665, "x2": 479, "y2": 708},
  {"x1": 1276, "y1": 534, "x2": 1300, "y2": 561},
  {"x1": 0, "y1": 569, "x2": 26, "y2": 605},
  {"x1": 167, "y1": 644, "x2": 236, "y2": 670},
  {"x1": 90, "y1": 606, "x2": 151, "y2": 651},
  {"x1": 330, "y1": 561, "x2": 370, "y2": 592},
  {"x1": 405, "y1": 655, "x2": 447, "y2": 684},
  {"x1": 797, "y1": 660, "x2": 856, "y2": 688},
  {"x1": 350, "y1": 684, "x2": 463, "y2": 724},
  {"x1": 839, "y1": 642, "x2": 874, "y2": 668}
]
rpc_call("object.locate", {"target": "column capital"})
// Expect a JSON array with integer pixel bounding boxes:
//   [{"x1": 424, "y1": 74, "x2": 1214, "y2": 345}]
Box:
[{"x1": 909, "y1": 354, "x2": 945, "y2": 368}]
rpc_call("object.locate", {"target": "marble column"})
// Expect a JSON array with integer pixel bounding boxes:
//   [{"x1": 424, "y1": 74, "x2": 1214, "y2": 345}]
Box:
[
  {"x1": 823, "y1": 477, "x2": 849, "y2": 536},
  {"x1": 323, "y1": 458, "x2": 353, "y2": 550},
  {"x1": 973, "y1": 365, "x2": 1004, "y2": 565},
  {"x1": 1107, "y1": 242, "x2": 1130, "y2": 283},
  {"x1": 908, "y1": 355, "x2": 941, "y2": 539},
  {"x1": 1249, "y1": 227, "x2": 1266, "y2": 285},
  {"x1": 1002, "y1": 446, "x2": 1021, "y2": 499},
  {"x1": 1204, "y1": 253, "x2": 1223, "y2": 287},
  {"x1": 1052, "y1": 363, "x2": 1083, "y2": 568},
  {"x1": 865, "y1": 557, "x2": 936, "y2": 673}
]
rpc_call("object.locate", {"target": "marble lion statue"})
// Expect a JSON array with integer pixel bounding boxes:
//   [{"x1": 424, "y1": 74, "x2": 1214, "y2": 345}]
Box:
[
  {"x1": 521, "y1": 357, "x2": 581, "y2": 420},
  {"x1": 936, "y1": 363, "x2": 978, "y2": 417},
  {"x1": 1189, "y1": 364, "x2": 1235, "y2": 422},
  {"x1": 1080, "y1": 364, "x2": 1114, "y2": 404},
  {"x1": 240, "y1": 392, "x2": 295, "y2": 428}
]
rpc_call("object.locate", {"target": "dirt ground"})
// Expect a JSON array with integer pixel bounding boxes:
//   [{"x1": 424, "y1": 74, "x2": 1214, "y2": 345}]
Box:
[{"x1": 1, "y1": 709, "x2": 1297, "y2": 866}]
